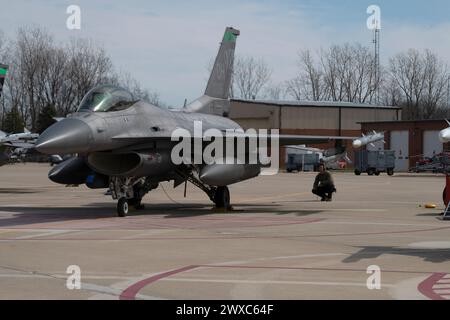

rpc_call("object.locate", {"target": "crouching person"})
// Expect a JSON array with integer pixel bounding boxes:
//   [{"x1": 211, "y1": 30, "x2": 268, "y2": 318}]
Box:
[{"x1": 312, "y1": 163, "x2": 336, "y2": 202}]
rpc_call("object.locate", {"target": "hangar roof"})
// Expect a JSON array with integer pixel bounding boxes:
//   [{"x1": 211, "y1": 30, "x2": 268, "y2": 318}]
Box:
[
  {"x1": 231, "y1": 99, "x2": 400, "y2": 110},
  {"x1": 359, "y1": 119, "x2": 446, "y2": 124}
]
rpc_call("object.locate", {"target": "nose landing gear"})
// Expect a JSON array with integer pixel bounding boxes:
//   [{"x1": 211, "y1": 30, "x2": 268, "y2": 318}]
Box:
[
  {"x1": 117, "y1": 198, "x2": 129, "y2": 217},
  {"x1": 109, "y1": 177, "x2": 157, "y2": 217}
]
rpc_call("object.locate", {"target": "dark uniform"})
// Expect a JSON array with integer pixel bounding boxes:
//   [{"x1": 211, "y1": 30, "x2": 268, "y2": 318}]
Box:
[{"x1": 312, "y1": 170, "x2": 336, "y2": 201}]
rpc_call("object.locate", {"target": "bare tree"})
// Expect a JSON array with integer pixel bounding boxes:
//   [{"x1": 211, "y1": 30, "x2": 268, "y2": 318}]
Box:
[
  {"x1": 389, "y1": 49, "x2": 449, "y2": 119},
  {"x1": 379, "y1": 71, "x2": 402, "y2": 107},
  {"x1": 421, "y1": 50, "x2": 449, "y2": 119},
  {"x1": 65, "y1": 37, "x2": 114, "y2": 115},
  {"x1": 263, "y1": 82, "x2": 285, "y2": 100},
  {"x1": 287, "y1": 44, "x2": 378, "y2": 103},
  {"x1": 115, "y1": 71, "x2": 162, "y2": 107},
  {"x1": 286, "y1": 50, "x2": 324, "y2": 101},
  {"x1": 0, "y1": 26, "x2": 163, "y2": 131},
  {"x1": 232, "y1": 56, "x2": 272, "y2": 100}
]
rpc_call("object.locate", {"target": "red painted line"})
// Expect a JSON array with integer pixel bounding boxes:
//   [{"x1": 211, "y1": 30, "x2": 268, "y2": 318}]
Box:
[
  {"x1": 119, "y1": 265, "x2": 198, "y2": 300},
  {"x1": 120, "y1": 265, "x2": 450, "y2": 300},
  {"x1": 418, "y1": 273, "x2": 448, "y2": 300},
  {"x1": 119, "y1": 264, "x2": 449, "y2": 300}
]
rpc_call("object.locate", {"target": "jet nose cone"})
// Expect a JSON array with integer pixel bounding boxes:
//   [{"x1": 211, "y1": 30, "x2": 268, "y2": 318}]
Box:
[{"x1": 35, "y1": 119, "x2": 93, "y2": 154}]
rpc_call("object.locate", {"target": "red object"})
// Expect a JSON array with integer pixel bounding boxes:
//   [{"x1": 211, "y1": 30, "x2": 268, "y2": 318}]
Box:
[{"x1": 445, "y1": 174, "x2": 450, "y2": 207}]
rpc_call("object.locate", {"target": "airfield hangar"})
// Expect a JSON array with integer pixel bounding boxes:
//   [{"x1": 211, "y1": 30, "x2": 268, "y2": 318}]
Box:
[
  {"x1": 229, "y1": 99, "x2": 402, "y2": 169},
  {"x1": 360, "y1": 119, "x2": 450, "y2": 171}
]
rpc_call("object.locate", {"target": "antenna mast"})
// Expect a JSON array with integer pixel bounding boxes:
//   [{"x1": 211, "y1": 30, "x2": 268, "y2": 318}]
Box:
[{"x1": 373, "y1": 22, "x2": 381, "y2": 105}]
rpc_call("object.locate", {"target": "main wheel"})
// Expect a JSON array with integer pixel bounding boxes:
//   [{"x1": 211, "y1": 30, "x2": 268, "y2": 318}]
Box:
[
  {"x1": 375, "y1": 171, "x2": 381, "y2": 176},
  {"x1": 354, "y1": 169, "x2": 361, "y2": 176},
  {"x1": 214, "y1": 186, "x2": 230, "y2": 209},
  {"x1": 444, "y1": 187, "x2": 448, "y2": 207},
  {"x1": 387, "y1": 169, "x2": 394, "y2": 176},
  {"x1": 117, "y1": 198, "x2": 129, "y2": 217}
]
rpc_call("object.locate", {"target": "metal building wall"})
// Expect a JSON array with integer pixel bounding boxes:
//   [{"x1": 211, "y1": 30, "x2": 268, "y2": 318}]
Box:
[
  {"x1": 423, "y1": 131, "x2": 443, "y2": 158},
  {"x1": 361, "y1": 120, "x2": 450, "y2": 170},
  {"x1": 341, "y1": 109, "x2": 399, "y2": 130},
  {"x1": 281, "y1": 107, "x2": 339, "y2": 130},
  {"x1": 229, "y1": 101, "x2": 277, "y2": 129},
  {"x1": 230, "y1": 101, "x2": 400, "y2": 132},
  {"x1": 230, "y1": 100, "x2": 401, "y2": 169},
  {"x1": 390, "y1": 131, "x2": 410, "y2": 172}
]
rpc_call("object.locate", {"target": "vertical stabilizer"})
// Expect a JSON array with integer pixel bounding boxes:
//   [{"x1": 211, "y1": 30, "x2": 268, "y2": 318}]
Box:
[
  {"x1": 186, "y1": 27, "x2": 239, "y2": 116},
  {"x1": 205, "y1": 27, "x2": 239, "y2": 99},
  {"x1": 0, "y1": 64, "x2": 8, "y2": 99}
]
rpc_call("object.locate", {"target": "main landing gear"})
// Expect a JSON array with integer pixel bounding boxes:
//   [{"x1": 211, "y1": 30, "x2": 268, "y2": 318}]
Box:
[
  {"x1": 214, "y1": 186, "x2": 231, "y2": 210},
  {"x1": 109, "y1": 177, "x2": 158, "y2": 217},
  {"x1": 175, "y1": 168, "x2": 232, "y2": 210},
  {"x1": 111, "y1": 170, "x2": 233, "y2": 217}
]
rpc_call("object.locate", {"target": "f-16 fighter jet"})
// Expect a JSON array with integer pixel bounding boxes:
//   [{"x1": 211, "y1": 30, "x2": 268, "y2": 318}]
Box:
[
  {"x1": 36, "y1": 27, "x2": 381, "y2": 216},
  {"x1": 0, "y1": 128, "x2": 39, "y2": 144},
  {"x1": 0, "y1": 129, "x2": 40, "y2": 166},
  {"x1": 0, "y1": 65, "x2": 40, "y2": 165}
]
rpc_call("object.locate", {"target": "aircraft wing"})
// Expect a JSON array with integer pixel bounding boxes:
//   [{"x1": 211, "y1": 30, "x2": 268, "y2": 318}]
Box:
[
  {"x1": 224, "y1": 133, "x2": 358, "y2": 146},
  {"x1": 285, "y1": 145, "x2": 323, "y2": 152},
  {"x1": 112, "y1": 133, "x2": 358, "y2": 147},
  {"x1": 112, "y1": 132, "x2": 172, "y2": 143},
  {"x1": 277, "y1": 135, "x2": 357, "y2": 146},
  {"x1": 2, "y1": 141, "x2": 35, "y2": 149}
]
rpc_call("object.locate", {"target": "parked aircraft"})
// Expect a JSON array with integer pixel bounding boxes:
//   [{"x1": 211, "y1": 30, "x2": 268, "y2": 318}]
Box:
[{"x1": 35, "y1": 27, "x2": 381, "y2": 216}]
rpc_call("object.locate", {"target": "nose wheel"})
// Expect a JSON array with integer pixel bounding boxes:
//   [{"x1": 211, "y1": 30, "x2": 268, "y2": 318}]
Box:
[{"x1": 117, "y1": 198, "x2": 129, "y2": 217}]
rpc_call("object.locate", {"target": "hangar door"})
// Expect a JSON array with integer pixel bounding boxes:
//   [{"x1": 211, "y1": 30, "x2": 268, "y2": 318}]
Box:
[
  {"x1": 390, "y1": 131, "x2": 409, "y2": 171},
  {"x1": 423, "y1": 131, "x2": 443, "y2": 158}
]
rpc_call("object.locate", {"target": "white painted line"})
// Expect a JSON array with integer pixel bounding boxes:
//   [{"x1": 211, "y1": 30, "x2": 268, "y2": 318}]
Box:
[
  {"x1": 208, "y1": 253, "x2": 346, "y2": 267},
  {"x1": 300, "y1": 209, "x2": 387, "y2": 213},
  {"x1": 432, "y1": 284, "x2": 450, "y2": 289},
  {"x1": 162, "y1": 277, "x2": 395, "y2": 288},
  {"x1": 0, "y1": 272, "x2": 161, "y2": 300},
  {"x1": 81, "y1": 283, "x2": 163, "y2": 300},
  {"x1": 13, "y1": 230, "x2": 73, "y2": 240},
  {"x1": 0, "y1": 274, "x2": 135, "y2": 280},
  {"x1": 433, "y1": 289, "x2": 450, "y2": 294},
  {"x1": 254, "y1": 253, "x2": 346, "y2": 262},
  {"x1": 320, "y1": 221, "x2": 444, "y2": 227}
]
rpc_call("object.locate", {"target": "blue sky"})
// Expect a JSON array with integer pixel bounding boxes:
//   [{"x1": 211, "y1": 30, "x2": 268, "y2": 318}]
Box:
[{"x1": 1, "y1": 0, "x2": 450, "y2": 105}]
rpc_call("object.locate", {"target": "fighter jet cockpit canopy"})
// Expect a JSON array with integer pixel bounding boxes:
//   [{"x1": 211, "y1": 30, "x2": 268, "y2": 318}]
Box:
[{"x1": 77, "y1": 85, "x2": 137, "y2": 112}]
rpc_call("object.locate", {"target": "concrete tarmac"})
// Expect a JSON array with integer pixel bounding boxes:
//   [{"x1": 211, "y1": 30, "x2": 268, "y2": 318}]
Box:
[{"x1": 0, "y1": 163, "x2": 449, "y2": 300}]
